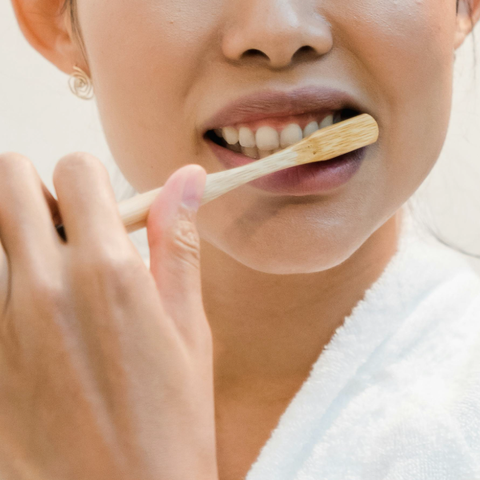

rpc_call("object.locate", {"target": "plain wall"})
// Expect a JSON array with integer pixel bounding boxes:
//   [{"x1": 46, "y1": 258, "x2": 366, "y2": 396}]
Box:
[{"x1": 1, "y1": 1, "x2": 480, "y2": 269}]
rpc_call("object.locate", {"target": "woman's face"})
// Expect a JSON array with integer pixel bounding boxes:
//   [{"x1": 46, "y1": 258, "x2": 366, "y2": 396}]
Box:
[{"x1": 75, "y1": 0, "x2": 458, "y2": 274}]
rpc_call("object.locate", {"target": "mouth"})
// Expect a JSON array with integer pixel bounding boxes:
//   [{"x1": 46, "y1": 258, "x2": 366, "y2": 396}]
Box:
[
  {"x1": 201, "y1": 87, "x2": 371, "y2": 195},
  {"x1": 204, "y1": 108, "x2": 361, "y2": 159}
]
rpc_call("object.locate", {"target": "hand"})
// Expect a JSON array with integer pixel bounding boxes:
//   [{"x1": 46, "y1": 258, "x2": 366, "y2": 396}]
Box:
[{"x1": 0, "y1": 152, "x2": 217, "y2": 480}]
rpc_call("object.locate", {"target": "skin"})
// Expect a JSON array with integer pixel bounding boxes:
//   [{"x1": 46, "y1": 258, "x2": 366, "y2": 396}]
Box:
[{"x1": 2, "y1": 0, "x2": 480, "y2": 479}]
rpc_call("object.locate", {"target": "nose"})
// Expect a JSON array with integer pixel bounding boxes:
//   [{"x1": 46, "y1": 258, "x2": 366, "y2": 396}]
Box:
[{"x1": 221, "y1": 0, "x2": 333, "y2": 69}]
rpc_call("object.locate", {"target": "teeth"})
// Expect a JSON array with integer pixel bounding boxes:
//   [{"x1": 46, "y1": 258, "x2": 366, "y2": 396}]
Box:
[
  {"x1": 216, "y1": 110, "x2": 350, "y2": 157},
  {"x1": 239, "y1": 127, "x2": 256, "y2": 148},
  {"x1": 259, "y1": 149, "x2": 274, "y2": 159},
  {"x1": 256, "y1": 126, "x2": 280, "y2": 151},
  {"x1": 280, "y1": 123, "x2": 303, "y2": 148},
  {"x1": 303, "y1": 121, "x2": 319, "y2": 138},
  {"x1": 222, "y1": 126, "x2": 239, "y2": 145},
  {"x1": 319, "y1": 114, "x2": 334, "y2": 129},
  {"x1": 230, "y1": 142, "x2": 242, "y2": 153},
  {"x1": 241, "y1": 146, "x2": 259, "y2": 159}
]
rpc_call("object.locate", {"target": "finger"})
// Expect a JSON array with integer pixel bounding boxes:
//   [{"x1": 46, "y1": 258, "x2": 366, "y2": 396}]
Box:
[
  {"x1": 53, "y1": 153, "x2": 131, "y2": 250},
  {"x1": 0, "y1": 153, "x2": 61, "y2": 269},
  {"x1": 147, "y1": 164, "x2": 207, "y2": 327}
]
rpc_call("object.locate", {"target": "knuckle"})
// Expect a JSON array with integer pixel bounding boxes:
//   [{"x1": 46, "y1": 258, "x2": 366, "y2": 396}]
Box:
[
  {"x1": 167, "y1": 215, "x2": 201, "y2": 267},
  {"x1": 27, "y1": 275, "x2": 66, "y2": 314},
  {"x1": 72, "y1": 247, "x2": 145, "y2": 291},
  {"x1": 54, "y1": 152, "x2": 106, "y2": 180},
  {"x1": 0, "y1": 152, "x2": 35, "y2": 176}
]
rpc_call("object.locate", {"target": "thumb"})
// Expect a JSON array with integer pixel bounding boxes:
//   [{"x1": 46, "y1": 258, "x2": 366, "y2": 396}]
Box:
[{"x1": 146, "y1": 164, "x2": 207, "y2": 327}]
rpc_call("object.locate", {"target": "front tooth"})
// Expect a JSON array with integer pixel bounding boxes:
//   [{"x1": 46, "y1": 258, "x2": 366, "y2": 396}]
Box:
[
  {"x1": 256, "y1": 126, "x2": 279, "y2": 151},
  {"x1": 280, "y1": 124, "x2": 303, "y2": 148},
  {"x1": 319, "y1": 114, "x2": 334, "y2": 129},
  {"x1": 303, "y1": 121, "x2": 319, "y2": 138},
  {"x1": 239, "y1": 127, "x2": 256, "y2": 148},
  {"x1": 242, "y1": 146, "x2": 259, "y2": 159},
  {"x1": 222, "y1": 126, "x2": 239, "y2": 145}
]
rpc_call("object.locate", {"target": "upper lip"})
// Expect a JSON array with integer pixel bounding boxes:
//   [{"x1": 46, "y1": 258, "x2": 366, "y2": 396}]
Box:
[{"x1": 201, "y1": 85, "x2": 368, "y2": 134}]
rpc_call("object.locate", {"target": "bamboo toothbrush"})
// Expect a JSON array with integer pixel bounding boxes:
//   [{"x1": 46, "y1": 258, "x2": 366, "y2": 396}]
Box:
[{"x1": 55, "y1": 113, "x2": 378, "y2": 238}]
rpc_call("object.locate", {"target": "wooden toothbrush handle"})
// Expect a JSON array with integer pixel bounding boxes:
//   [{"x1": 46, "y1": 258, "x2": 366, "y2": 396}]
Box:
[
  {"x1": 116, "y1": 113, "x2": 379, "y2": 233},
  {"x1": 118, "y1": 151, "x2": 299, "y2": 234}
]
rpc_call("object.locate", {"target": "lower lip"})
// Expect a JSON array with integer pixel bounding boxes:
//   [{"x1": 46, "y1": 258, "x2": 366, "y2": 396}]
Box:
[{"x1": 206, "y1": 138, "x2": 366, "y2": 196}]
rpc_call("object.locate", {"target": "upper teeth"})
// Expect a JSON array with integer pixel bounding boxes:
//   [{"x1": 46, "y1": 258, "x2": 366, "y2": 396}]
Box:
[{"x1": 215, "y1": 113, "x2": 340, "y2": 159}]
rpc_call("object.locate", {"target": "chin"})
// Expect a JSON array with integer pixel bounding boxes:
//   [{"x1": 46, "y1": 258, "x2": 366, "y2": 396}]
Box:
[
  {"x1": 195, "y1": 183, "x2": 394, "y2": 275},
  {"x1": 229, "y1": 253, "x2": 350, "y2": 275},
  {"x1": 200, "y1": 224, "x2": 364, "y2": 275}
]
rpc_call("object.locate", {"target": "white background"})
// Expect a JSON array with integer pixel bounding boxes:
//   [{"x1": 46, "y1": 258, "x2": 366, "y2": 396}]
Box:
[{"x1": 1, "y1": 1, "x2": 480, "y2": 269}]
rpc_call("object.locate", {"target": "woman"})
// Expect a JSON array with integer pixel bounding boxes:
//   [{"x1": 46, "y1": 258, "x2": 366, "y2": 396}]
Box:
[{"x1": 1, "y1": 0, "x2": 480, "y2": 478}]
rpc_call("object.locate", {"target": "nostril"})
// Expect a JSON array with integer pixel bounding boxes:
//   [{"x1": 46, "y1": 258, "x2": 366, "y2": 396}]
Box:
[
  {"x1": 242, "y1": 49, "x2": 270, "y2": 60},
  {"x1": 298, "y1": 45, "x2": 315, "y2": 54}
]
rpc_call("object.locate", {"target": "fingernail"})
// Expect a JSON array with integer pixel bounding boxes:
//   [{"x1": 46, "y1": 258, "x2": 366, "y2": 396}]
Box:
[{"x1": 181, "y1": 170, "x2": 203, "y2": 212}]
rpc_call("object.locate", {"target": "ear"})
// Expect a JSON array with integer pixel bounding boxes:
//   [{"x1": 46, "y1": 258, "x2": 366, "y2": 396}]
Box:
[
  {"x1": 455, "y1": 0, "x2": 480, "y2": 49},
  {"x1": 10, "y1": 0, "x2": 87, "y2": 75}
]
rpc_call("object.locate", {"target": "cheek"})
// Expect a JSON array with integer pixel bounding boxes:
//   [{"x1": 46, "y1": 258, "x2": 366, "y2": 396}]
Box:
[
  {"x1": 76, "y1": 0, "x2": 221, "y2": 189},
  {"x1": 337, "y1": 0, "x2": 455, "y2": 79},
  {"x1": 337, "y1": 0, "x2": 456, "y2": 185}
]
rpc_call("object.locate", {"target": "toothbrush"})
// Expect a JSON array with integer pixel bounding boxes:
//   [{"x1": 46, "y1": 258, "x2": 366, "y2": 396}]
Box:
[{"x1": 56, "y1": 113, "x2": 378, "y2": 237}]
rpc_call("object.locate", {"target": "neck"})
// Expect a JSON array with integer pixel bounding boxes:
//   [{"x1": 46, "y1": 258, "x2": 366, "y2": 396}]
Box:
[{"x1": 201, "y1": 209, "x2": 404, "y2": 395}]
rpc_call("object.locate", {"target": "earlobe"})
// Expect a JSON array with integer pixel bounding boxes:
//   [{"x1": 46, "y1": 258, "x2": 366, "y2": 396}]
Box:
[
  {"x1": 454, "y1": 0, "x2": 480, "y2": 50},
  {"x1": 10, "y1": 0, "x2": 81, "y2": 75}
]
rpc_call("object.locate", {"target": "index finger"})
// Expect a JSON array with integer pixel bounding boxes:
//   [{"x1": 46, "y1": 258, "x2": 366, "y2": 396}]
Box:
[
  {"x1": 0, "y1": 153, "x2": 62, "y2": 268},
  {"x1": 52, "y1": 152, "x2": 133, "y2": 251}
]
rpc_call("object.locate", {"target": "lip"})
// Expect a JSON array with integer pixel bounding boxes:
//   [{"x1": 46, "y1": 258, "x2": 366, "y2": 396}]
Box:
[
  {"x1": 202, "y1": 85, "x2": 371, "y2": 196},
  {"x1": 201, "y1": 85, "x2": 369, "y2": 132},
  {"x1": 206, "y1": 137, "x2": 366, "y2": 195}
]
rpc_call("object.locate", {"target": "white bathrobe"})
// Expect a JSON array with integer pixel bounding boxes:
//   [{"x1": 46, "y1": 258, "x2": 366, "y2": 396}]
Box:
[{"x1": 240, "y1": 209, "x2": 480, "y2": 480}]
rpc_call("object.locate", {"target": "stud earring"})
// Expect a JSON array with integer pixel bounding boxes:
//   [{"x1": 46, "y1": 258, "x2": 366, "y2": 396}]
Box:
[{"x1": 68, "y1": 65, "x2": 94, "y2": 100}]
